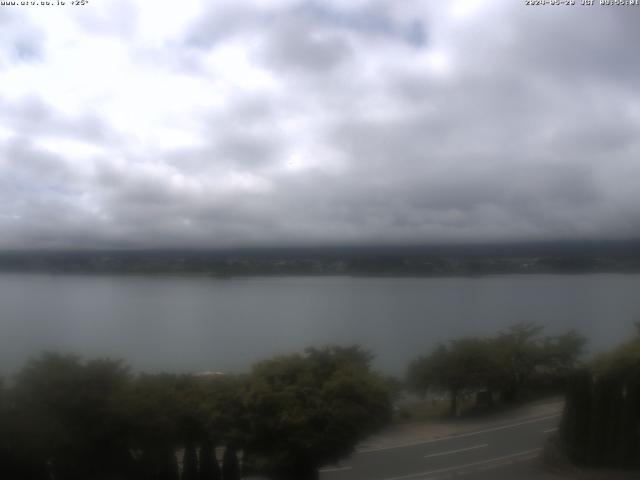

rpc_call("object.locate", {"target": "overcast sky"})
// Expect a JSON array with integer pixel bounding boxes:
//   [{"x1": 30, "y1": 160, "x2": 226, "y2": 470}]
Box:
[{"x1": 0, "y1": 1, "x2": 639, "y2": 249}]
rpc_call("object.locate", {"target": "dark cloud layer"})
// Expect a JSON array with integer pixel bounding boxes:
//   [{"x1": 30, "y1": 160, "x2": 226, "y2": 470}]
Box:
[{"x1": 0, "y1": 1, "x2": 639, "y2": 249}]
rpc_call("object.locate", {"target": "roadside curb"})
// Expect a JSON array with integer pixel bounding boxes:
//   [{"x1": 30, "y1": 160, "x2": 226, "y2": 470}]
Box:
[{"x1": 356, "y1": 403, "x2": 563, "y2": 454}]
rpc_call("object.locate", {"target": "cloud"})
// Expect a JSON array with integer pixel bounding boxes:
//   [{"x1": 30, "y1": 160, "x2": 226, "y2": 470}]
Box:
[
  {"x1": 260, "y1": 20, "x2": 352, "y2": 73},
  {"x1": 0, "y1": 10, "x2": 44, "y2": 66},
  {"x1": 0, "y1": 0, "x2": 639, "y2": 249}
]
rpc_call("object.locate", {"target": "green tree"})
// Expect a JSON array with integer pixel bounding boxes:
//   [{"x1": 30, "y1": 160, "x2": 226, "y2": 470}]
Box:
[
  {"x1": 559, "y1": 324, "x2": 639, "y2": 470},
  {"x1": 593, "y1": 325, "x2": 640, "y2": 375},
  {"x1": 198, "y1": 440, "x2": 221, "y2": 480},
  {"x1": 560, "y1": 369, "x2": 592, "y2": 464},
  {"x1": 183, "y1": 441, "x2": 198, "y2": 480},
  {"x1": 198, "y1": 375, "x2": 246, "y2": 450},
  {"x1": 11, "y1": 353, "x2": 134, "y2": 480},
  {"x1": 221, "y1": 446, "x2": 240, "y2": 480},
  {"x1": 125, "y1": 374, "x2": 189, "y2": 480},
  {"x1": 542, "y1": 330, "x2": 586, "y2": 374},
  {"x1": 407, "y1": 338, "x2": 497, "y2": 415},
  {"x1": 0, "y1": 374, "x2": 49, "y2": 480},
  {"x1": 241, "y1": 346, "x2": 392, "y2": 480},
  {"x1": 492, "y1": 323, "x2": 546, "y2": 402},
  {"x1": 408, "y1": 325, "x2": 586, "y2": 413},
  {"x1": 0, "y1": 378, "x2": 19, "y2": 478}
]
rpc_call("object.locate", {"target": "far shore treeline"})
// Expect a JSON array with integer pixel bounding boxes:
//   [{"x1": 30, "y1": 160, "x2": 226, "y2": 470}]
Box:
[
  {"x1": 1, "y1": 240, "x2": 640, "y2": 277},
  {"x1": 1, "y1": 323, "x2": 638, "y2": 479}
]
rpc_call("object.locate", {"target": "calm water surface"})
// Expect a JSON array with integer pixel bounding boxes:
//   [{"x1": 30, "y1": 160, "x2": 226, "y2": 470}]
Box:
[{"x1": 0, "y1": 273, "x2": 638, "y2": 376}]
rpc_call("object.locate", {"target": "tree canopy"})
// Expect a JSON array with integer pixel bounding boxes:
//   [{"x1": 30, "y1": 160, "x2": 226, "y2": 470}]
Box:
[
  {"x1": 241, "y1": 346, "x2": 392, "y2": 480},
  {"x1": 560, "y1": 324, "x2": 640, "y2": 469},
  {"x1": 0, "y1": 346, "x2": 393, "y2": 480},
  {"x1": 407, "y1": 324, "x2": 586, "y2": 414}
]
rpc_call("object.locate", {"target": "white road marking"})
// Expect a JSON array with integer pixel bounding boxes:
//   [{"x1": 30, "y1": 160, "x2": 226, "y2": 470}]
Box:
[
  {"x1": 358, "y1": 414, "x2": 560, "y2": 454},
  {"x1": 381, "y1": 448, "x2": 542, "y2": 480},
  {"x1": 423, "y1": 444, "x2": 488, "y2": 459},
  {"x1": 320, "y1": 466, "x2": 353, "y2": 473},
  {"x1": 543, "y1": 427, "x2": 558, "y2": 433}
]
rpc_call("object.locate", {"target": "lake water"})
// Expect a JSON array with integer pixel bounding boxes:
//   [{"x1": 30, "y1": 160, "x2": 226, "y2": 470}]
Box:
[{"x1": 0, "y1": 273, "x2": 638, "y2": 377}]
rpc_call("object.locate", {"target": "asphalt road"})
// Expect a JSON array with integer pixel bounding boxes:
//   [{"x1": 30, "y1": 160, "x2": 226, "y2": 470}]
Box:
[{"x1": 320, "y1": 413, "x2": 560, "y2": 480}]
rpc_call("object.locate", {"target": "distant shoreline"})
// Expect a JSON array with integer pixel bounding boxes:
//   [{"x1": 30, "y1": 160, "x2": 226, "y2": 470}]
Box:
[
  {"x1": 0, "y1": 242, "x2": 639, "y2": 277},
  {"x1": 1, "y1": 267, "x2": 639, "y2": 279}
]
